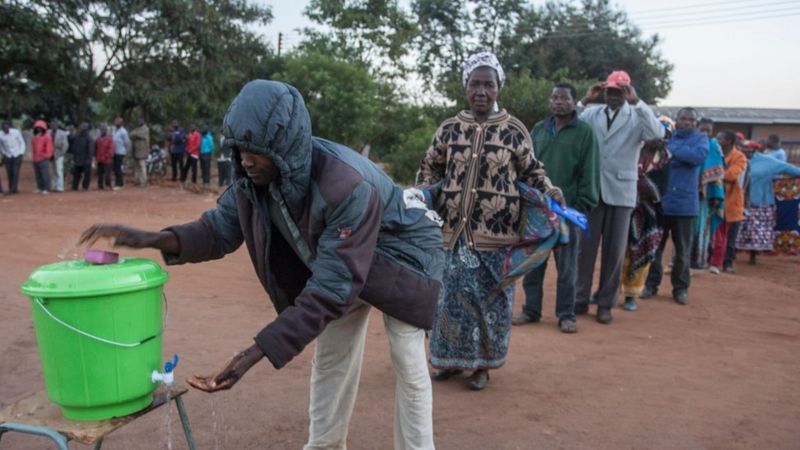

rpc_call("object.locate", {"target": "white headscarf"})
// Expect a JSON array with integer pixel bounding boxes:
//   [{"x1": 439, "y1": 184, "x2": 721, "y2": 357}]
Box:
[{"x1": 462, "y1": 51, "x2": 506, "y2": 89}]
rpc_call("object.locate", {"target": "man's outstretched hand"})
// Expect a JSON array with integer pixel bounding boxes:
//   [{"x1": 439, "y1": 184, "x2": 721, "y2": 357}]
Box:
[
  {"x1": 187, "y1": 344, "x2": 265, "y2": 393},
  {"x1": 79, "y1": 224, "x2": 179, "y2": 254}
]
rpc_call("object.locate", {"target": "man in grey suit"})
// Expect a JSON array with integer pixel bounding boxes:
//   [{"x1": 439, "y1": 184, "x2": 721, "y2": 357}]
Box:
[{"x1": 575, "y1": 70, "x2": 665, "y2": 324}]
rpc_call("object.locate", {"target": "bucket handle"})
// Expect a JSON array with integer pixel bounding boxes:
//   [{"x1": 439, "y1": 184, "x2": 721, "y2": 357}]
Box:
[{"x1": 34, "y1": 294, "x2": 167, "y2": 348}]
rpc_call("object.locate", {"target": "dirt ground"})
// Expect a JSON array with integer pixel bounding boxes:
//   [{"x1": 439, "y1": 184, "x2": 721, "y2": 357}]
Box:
[{"x1": 1, "y1": 165, "x2": 799, "y2": 450}]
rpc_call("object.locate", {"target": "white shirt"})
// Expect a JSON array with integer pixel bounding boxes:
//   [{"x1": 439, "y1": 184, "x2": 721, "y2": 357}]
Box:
[
  {"x1": 113, "y1": 126, "x2": 131, "y2": 156},
  {"x1": 0, "y1": 128, "x2": 26, "y2": 158}
]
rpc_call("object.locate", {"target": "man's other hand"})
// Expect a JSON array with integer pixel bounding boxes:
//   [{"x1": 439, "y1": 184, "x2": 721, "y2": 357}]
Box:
[{"x1": 79, "y1": 224, "x2": 178, "y2": 253}]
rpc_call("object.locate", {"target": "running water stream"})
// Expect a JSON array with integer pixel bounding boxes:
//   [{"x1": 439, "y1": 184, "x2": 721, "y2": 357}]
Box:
[
  {"x1": 164, "y1": 384, "x2": 173, "y2": 450},
  {"x1": 212, "y1": 393, "x2": 226, "y2": 450},
  {"x1": 57, "y1": 236, "x2": 81, "y2": 260}
]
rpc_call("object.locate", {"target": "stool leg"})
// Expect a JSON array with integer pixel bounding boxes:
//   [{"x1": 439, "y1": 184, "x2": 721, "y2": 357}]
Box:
[
  {"x1": 174, "y1": 396, "x2": 197, "y2": 450},
  {"x1": 0, "y1": 423, "x2": 69, "y2": 450},
  {"x1": 93, "y1": 436, "x2": 104, "y2": 449}
]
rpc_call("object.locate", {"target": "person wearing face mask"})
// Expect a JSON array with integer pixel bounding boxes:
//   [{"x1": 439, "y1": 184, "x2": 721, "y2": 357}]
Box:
[
  {"x1": 640, "y1": 108, "x2": 709, "y2": 305},
  {"x1": 417, "y1": 52, "x2": 562, "y2": 390},
  {"x1": 574, "y1": 70, "x2": 665, "y2": 323}
]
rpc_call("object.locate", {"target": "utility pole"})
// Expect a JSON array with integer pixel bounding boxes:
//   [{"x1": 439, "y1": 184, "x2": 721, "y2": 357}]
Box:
[{"x1": 277, "y1": 32, "x2": 283, "y2": 57}]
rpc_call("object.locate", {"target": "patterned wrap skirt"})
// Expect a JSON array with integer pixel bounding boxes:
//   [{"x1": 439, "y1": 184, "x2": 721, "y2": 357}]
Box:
[
  {"x1": 429, "y1": 237, "x2": 514, "y2": 370},
  {"x1": 736, "y1": 205, "x2": 776, "y2": 251}
]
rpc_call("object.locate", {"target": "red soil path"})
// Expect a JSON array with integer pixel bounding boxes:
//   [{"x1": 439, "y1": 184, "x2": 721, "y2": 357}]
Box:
[{"x1": 1, "y1": 165, "x2": 798, "y2": 449}]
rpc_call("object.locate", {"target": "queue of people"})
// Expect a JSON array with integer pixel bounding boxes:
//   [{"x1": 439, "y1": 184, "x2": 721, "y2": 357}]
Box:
[
  {"x1": 0, "y1": 117, "x2": 234, "y2": 195},
  {"x1": 168, "y1": 121, "x2": 229, "y2": 187}
]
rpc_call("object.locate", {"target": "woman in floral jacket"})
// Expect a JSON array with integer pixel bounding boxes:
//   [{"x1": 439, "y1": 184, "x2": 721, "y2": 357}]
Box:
[{"x1": 417, "y1": 52, "x2": 562, "y2": 390}]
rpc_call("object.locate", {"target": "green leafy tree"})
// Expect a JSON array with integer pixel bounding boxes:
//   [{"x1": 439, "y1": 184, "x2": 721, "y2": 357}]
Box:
[
  {"x1": 501, "y1": 0, "x2": 673, "y2": 102},
  {"x1": 272, "y1": 51, "x2": 382, "y2": 150},
  {"x1": 103, "y1": 0, "x2": 273, "y2": 126},
  {"x1": 411, "y1": 0, "x2": 472, "y2": 102},
  {"x1": 0, "y1": 1, "x2": 98, "y2": 122},
  {"x1": 302, "y1": 0, "x2": 417, "y2": 78},
  {"x1": 410, "y1": 0, "x2": 672, "y2": 104},
  {"x1": 1, "y1": 0, "x2": 273, "y2": 125},
  {"x1": 3, "y1": 0, "x2": 147, "y2": 123},
  {"x1": 382, "y1": 116, "x2": 439, "y2": 185},
  {"x1": 471, "y1": 0, "x2": 526, "y2": 53}
]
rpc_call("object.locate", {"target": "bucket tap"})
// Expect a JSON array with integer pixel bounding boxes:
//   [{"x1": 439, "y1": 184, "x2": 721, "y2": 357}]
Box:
[{"x1": 151, "y1": 354, "x2": 179, "y2": 385}]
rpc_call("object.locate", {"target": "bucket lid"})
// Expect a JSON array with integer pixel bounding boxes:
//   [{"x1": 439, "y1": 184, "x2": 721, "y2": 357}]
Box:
[{"x1": 21, "y1": 258, "x2": 169, "y2": 299}]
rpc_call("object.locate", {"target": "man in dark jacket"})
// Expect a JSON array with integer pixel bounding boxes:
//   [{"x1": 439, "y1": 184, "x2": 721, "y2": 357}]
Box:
[
  {"x1": 641, "y1": 107, "x2": 709, "y2": 304},
  {"x1": 80, "y1": 80, "x2": 443, "y2": 449},
  {"x1": 170, "y1": 120, "x2": 186, "y2": 181},
  {"x1": 69, "y1": 122, "x2": 93, "y2": 191}
]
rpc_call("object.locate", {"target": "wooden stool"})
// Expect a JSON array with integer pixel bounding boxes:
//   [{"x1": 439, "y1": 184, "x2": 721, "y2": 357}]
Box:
[{"x1": 0, "y1": 384, "x2": 196, "y2": 449}]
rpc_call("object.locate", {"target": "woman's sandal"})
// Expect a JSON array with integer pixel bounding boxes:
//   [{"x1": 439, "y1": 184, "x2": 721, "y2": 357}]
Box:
[
  {"x1": 466, "y1": 369, "x2": 490, "y2": 390},
  {"x1": 431, "y1": 368, "x2": 463, "y2": 381}
]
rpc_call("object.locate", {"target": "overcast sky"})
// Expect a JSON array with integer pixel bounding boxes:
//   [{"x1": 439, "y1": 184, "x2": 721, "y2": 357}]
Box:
[{"x1": 261, "y1": 0, "x2": 800, "y2": 109}]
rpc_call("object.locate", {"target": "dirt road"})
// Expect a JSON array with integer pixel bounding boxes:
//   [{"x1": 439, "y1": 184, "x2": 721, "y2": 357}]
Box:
[{"x1": 1, "y1": 167, "x2": 798, "y2": 449}]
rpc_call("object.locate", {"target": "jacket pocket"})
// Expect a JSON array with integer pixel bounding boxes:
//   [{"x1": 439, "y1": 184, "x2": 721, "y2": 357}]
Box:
[{"x1": 616, "y1": 170, "x2": 638, "y2": 181}]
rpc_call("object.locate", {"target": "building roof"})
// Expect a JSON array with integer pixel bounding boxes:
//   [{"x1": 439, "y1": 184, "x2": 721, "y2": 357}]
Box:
[{"x1": 655, "y1": 106, "x2": 800, "y2": 125}]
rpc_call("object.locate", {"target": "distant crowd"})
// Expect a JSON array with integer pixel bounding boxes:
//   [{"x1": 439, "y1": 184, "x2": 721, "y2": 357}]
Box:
[{"x1": 0, "y1": 118, "x2": 232, "y2": 195}]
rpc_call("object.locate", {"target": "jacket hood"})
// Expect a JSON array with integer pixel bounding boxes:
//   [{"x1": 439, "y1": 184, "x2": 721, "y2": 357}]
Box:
[
  {"x1": 33, "y1": 120, "x2": 48, "y2": 131},
  {"x1": 222, "y1": 80, "x2": 312, "y2": 209}
]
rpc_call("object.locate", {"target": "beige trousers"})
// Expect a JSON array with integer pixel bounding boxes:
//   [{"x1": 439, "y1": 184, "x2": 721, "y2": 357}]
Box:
[
  {"x1": 134, "y1": 158, "x2": 147, "y2": 186},
  {"x1": 304, "y1": 301, "x2": 434, "y2": 450}
]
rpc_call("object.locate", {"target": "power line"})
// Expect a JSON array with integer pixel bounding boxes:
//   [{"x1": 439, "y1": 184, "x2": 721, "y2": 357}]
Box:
[
  {"x1": 646, "y1": 9, "x2": 800, "y2": 29},
  {"x1": 632, "y1": 0, "x2": 799, "y2": 22},
  {"x1": 544, "y1": 3, "x2": 800, "y2": 35},
  {"x1": 536, "y1": 5, "x2": 800, "y2": 35},
  {"x1": 634, "y1": 3, "x2": 800, "y2": 26},
  {"x1": 626, "y1": 0, "x2": 763, "y2": 17},
  {"x1": 537, "y1": 10, "x2": 800, "y2": 39}
]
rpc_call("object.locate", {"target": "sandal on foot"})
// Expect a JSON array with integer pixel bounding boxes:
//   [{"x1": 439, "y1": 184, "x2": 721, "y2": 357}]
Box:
[
  {"x1": 431, "y1": 368, "x2": 463, "y2": 381},
  {"x1": 466, "y1": 370, "x2": 490, "y2": 390},
  {"x1": 622, "y1": 297, "x2": 638, "y2": 311}
]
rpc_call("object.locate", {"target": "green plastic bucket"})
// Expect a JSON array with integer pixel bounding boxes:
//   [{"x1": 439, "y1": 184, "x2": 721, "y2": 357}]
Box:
[{"x1": 20, "y1": 258, "x2": 169, "y2": 421}]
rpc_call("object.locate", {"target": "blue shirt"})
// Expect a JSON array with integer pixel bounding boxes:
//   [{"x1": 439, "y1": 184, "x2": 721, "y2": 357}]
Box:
[
  {"x1": 172, "y1": 128, "x2": 186, "y2": 154},
  {"x1": 201, "y1": 132, "x2": 215, "y2": 154}
]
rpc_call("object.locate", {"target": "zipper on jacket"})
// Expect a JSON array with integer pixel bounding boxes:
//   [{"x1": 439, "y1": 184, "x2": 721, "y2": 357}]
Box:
[
  {"x1": 455, "y1": 123, "x2": 485, "y2": 250},
  {"x1": 270, "y1": 183, "x2": 315, "y2": 268}
]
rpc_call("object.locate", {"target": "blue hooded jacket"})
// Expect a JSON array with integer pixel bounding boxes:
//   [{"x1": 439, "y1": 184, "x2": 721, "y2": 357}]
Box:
[
  {"x1": 748, "y1": 153, "x2": 800, "y2": 206},
  {"x1": 661, "y1": 128, "x2": 709, "y2": 216}
]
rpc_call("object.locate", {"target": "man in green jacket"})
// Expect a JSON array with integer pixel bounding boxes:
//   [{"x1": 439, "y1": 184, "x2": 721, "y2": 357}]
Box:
[{"x1": 513, "y1": 82, "x2": 600, "y2": 333}]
